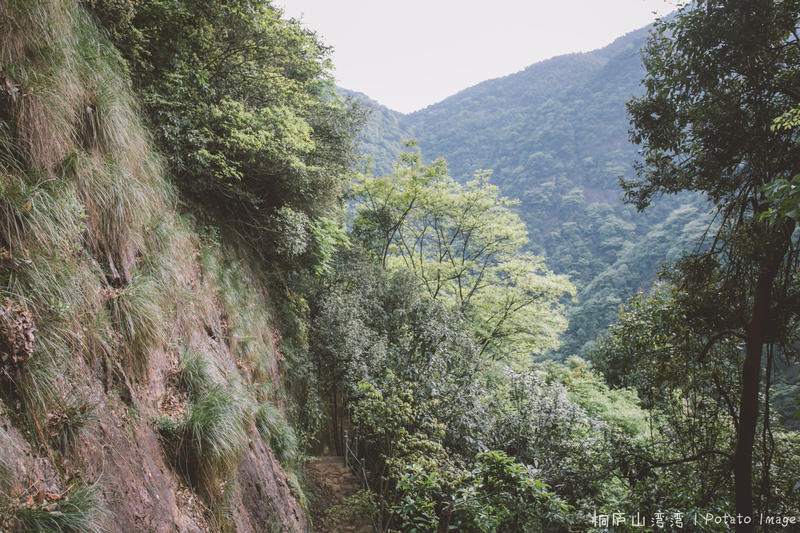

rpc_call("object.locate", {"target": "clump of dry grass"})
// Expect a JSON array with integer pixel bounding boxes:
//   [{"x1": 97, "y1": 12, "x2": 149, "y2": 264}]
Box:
[
  {"x1": 0, "y1": 0, "x2": 186, "y2": 390},
  {"x1": 14, "y1": 482, "x2": 109, "y2": 533},
  {"x1": 200, "y1": 243, "x2": 280, "y2": 384},
  {"x1": 107, "y1": 272, "x2": 168, "y2": 376},
  {"x1": 156, "y1": 347, "x2": 254, "y2": 500},
  {"x1": 1, "y1": 1, "x2": 82, "y2": 171},
  {"x1": 46, "y1": 390, "x2": 98, "y2": 452}
]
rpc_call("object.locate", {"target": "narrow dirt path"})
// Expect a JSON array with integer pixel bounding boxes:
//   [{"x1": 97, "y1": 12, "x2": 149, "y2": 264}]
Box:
[{"x1": 305, "y1": 456, "x2": 372, "y2": 533}]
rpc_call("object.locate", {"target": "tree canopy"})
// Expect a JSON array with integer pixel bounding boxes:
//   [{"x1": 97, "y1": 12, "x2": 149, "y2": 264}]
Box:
[
  {"x1": 352, "y1": 144, "x2": 575, "y2": 363},
  {"x1": 625, "y1": 1, "x2": 800, "y2": 526},
  {"x1": 89, "y1": 0, "x2": 363, "y2": 263}
]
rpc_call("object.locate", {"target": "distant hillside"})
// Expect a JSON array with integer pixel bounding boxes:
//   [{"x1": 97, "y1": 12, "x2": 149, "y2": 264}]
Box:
[
  {"x1": 339, "y1": 89, "x2": 412, "y2": 174},
  {"x1": 348, "y1": 23, "x2": 708, "y2": 357}
]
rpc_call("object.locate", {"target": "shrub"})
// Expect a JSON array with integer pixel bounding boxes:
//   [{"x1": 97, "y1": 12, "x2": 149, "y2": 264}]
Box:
[{"x1": 87, "y1": 0, "x2": 362, "y2": 263}]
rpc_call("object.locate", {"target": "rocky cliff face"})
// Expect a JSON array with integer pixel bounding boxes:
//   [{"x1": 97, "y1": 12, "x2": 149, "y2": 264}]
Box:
[{"x1": 0, "y1": 1, "x2": 306, "y2": 530}]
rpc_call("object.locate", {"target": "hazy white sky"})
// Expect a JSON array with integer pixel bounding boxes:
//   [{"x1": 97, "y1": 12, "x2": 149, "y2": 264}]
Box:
[{"x1": 277, "y1": 0, "x2": 678, "y2": 113}]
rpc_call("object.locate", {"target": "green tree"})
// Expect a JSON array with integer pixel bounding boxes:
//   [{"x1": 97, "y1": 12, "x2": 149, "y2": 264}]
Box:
[
  {"x1": 626, "y1": 1, "x2": 800, "y2": 526},
  {"x1": 353, "y1": 374, "x2": 571, "y2": 533},
  {"x1": 592, "y1": 283, "x2": 741, "y2": 510},
  {"x1": 764, "y1": 109, "x2": 800, "y2": 223},
  {"x1": 306, "y1": 244, "x2": 486, "y2": 456},
  {"x1": 352, "y1": 144, "x2": 575, "y2": 364},
  {"x1": 89, "y1": 0, "x2": 362, "y2": 262}
]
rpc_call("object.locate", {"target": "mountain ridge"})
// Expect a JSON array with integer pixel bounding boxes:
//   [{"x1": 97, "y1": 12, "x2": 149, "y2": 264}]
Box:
[
  {"x1": 344, "y1": 19, "x2": 707, "y2": 357},
  {"x1": 344, "y1": 24, "x2": 652, "y2": 117}
]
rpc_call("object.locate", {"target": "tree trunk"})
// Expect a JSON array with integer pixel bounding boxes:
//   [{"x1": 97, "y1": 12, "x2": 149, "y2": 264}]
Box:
[
  {"x1": 734, "y1": 286, "x2": 766, "y2": 531},
  {"x1": 436, "y1": 502, "x2": 452, "y2": 533},
  {"x1": 332, "y1": 390, "x2": 342, "y2": 455},
  {"x1": 733, "y1": 221, "x2": 793, "y2": 532}
]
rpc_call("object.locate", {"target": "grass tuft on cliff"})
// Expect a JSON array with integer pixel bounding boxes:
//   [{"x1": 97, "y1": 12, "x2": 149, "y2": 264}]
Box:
[{"x1": 1, "y1": 0, "x2": 315, "y2": 527}]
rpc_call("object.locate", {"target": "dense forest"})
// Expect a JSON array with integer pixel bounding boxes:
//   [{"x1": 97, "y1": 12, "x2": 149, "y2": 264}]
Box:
[
  {"x1": 0, "y1": 1, "x2": 798, "y2": 532},
  {"x1": 343, "y1": 25, "x2": 712, "y2": 361}
]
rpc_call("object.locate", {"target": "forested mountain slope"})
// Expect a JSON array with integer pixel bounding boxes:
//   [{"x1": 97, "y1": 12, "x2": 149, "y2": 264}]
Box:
[
  {"x1": 338, "y1": 5, "x2": 800, "y2": 528},
  {"x1": 4, "y1": 3, "x2": 799, "y2": 531},
  {"x1": 348, "y1": 25, "x2": 708, "y2": 357}
]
